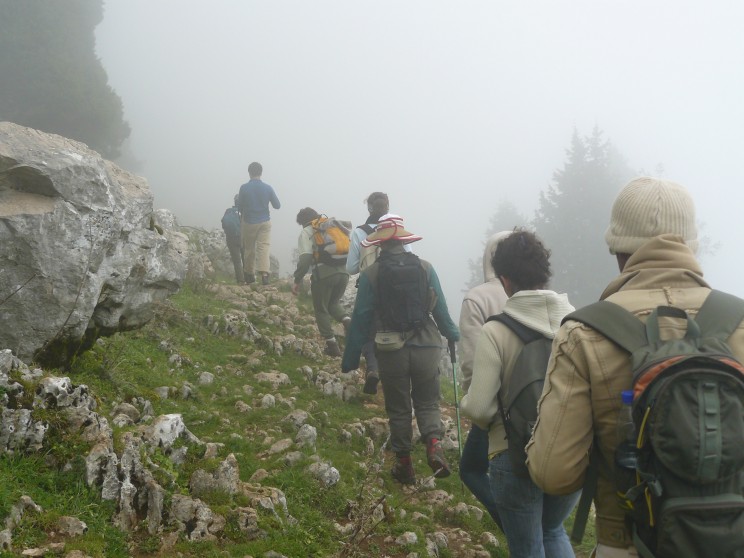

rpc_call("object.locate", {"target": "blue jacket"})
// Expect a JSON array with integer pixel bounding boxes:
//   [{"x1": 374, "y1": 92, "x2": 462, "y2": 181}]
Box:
[{"x1": 238, "y1": 179, "x2": 281, "y2": 224}]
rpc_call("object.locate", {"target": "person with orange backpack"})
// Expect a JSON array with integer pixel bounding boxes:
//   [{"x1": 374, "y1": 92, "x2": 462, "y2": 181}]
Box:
[{"x1": 292, "y1": 207, "x2": 352, "y2": 357}]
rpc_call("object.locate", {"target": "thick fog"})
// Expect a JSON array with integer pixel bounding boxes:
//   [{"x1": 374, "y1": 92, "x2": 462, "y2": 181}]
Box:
[{"x1": 95, "y1": 1, "x2": 744, "y2": 316}]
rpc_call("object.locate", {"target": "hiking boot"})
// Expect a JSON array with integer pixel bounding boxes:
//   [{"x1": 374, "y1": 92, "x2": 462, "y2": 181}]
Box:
[
  {"x1": 324, "y1": 339, "x2": 342, "y2": 357},
  {"x1": 261, "y1": 273, "x2": 270, "y2": 285},
  {"x1": 342, "y1": 316, "x2": 351, "y2": 336},
  {"x1": 426, "y1": 438, "x2": 451, "y2": 478},
  {"x1": 362, "y1": 370, "x2": 379, "y2": 395},
  {"x1": 244, "y1": 273, "x2": 256, "y2": 284},
  {"x1": 391, "y1": 456, "x2": 416, "y2": 485}
]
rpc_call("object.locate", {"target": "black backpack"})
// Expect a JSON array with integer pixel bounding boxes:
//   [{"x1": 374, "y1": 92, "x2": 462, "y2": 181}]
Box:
[
  {"x1": 487, "y1": 313, "x2": 552, "y2": 478},
  {"x1": 221, "y1": 207, "x2": 241, "y2": 238},
  {"x1": 566, "y1": 290, "x2": 744, "y2": 558},
  {"x1": 376, "y1": 251, "x2": 429, "y2": 332}
]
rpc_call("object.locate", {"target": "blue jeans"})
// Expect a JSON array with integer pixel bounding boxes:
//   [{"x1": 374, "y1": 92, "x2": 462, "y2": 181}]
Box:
[
  {"x1": 489, "y1": 452, "x2": 580, "y2": 558},
  {"x1": 459, "y1": 425, "x2": 503, "y2": 528}
]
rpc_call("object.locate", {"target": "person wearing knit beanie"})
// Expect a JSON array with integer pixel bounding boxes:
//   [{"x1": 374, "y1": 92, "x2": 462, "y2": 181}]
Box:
[
  {"x1": 526, "y1": 175, "x2": 744, "y2": 558},
  {"x1": 605, "y1": 177, "x2": 698, "y2": 256}
]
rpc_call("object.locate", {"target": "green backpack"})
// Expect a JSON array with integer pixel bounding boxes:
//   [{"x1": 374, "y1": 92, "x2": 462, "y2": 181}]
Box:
[{"x1": 566, "y1": 290, "x2": 744, "y2": 558}]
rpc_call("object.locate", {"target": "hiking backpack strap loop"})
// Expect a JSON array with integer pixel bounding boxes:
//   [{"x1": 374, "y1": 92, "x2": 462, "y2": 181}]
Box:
[
  {"x1": 646, "y1": 306, "x2": 701, "y2": 344},
  {"x1": 487, "y1": 313, "x2": 544, "y2": 345},
  {"x1": 563, "y1": 301, "x2": 647, "y2": 354},
  {"x1": 693, "y1": 289, "x2": 744, "y2": 339}
]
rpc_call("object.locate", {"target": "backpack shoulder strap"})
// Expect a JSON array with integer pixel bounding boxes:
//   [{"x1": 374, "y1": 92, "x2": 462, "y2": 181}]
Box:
[
  {"x1": 487, "y1": 313, "x2": 544, "y2": 345},
  {"x1": 693, "y1": 289, "x2": 744, "y2": 339},
  {"x1": 563, "y1": 301, "x2": 647, "y2": 354},
  {"x1": 358, "y1": 223, "x2": 375, "y2": 234}
]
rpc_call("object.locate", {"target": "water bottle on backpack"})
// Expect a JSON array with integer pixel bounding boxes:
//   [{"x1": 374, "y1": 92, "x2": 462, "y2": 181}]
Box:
[{"x1": 614, "y1": 389, "x2": 637, "y2": 503}]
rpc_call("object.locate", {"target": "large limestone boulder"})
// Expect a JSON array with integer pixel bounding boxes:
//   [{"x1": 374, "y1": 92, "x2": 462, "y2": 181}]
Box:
[{"x1": 0, "y1": 122, "x2": 188, "y2": 365}]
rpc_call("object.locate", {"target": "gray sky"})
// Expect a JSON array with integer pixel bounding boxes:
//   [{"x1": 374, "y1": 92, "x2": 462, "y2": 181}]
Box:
[{"x1": 95, "y1": 0, "x2": 744, "y2": 314}]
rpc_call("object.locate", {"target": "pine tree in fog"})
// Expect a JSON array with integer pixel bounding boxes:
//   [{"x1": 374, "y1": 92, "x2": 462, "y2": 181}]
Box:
[
  {"x1": 0, "y1": 0, "x2": 130, "y2": 158},
  {"x1": 533, "y1": 127, "x2": 633, "y2": 307}
]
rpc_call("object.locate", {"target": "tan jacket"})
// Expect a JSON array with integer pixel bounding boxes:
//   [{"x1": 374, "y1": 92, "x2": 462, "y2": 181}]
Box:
[{"x1": 525, "y1": 234, "x2": 744, "y2": 548}]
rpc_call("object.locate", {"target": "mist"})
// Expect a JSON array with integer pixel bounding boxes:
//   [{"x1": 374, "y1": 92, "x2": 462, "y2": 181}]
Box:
[{"x1": 94, "y1": 0, "x2": 744, "y2": 316}]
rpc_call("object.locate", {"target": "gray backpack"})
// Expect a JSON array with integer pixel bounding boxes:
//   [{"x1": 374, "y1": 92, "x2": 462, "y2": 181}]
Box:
[
  {"x1": 488, "y1": 313, "x2": 552, "y2": 479},
  {"x1": 566, "y1": 290, "x2": 744, "y2": 558}
]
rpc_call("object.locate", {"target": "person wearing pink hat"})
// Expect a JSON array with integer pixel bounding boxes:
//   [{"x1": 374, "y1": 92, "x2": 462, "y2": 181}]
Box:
[{"x1": 342, "y1": 214, "x2": 460, "y2": 485}]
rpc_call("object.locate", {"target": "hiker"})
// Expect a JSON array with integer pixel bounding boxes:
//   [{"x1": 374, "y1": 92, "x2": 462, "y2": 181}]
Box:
[
  {"x1": 221, "y1": 195, "x2": 244, "y2": 284},
  {"x1": 345, "y1": 192, "x2": 393, "y2": 394},
  {"x1": 291, "y1": 207, "x2": 351, "y2": 357},
  {"x1": 460, "y1": 229, "x2": 579, "y2": 558},
  {"x1": 341, "y1": 214, "x2": 460, "y2": 484},
  {"x1": 526, "y1": 177, "x2": 744, "y2": 558},
  {"x1": 457, "y1": 231, "x2": 510, "y2": 526},
  {"x1": 237, "y1": 162, "x2": 280, "y2": 285}
]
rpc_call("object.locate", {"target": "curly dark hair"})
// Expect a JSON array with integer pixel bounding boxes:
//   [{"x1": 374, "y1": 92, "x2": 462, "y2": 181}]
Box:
[
  {"x1": 491, "y1": 228, "x2": 551, "y2": 291},
  {"x1": 296, "y1": 207, "x2": 319, "y2": 226}
]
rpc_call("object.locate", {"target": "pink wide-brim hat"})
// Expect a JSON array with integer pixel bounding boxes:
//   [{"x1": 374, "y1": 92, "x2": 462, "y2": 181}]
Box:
[{"x1": 361, "y1": 214, "x2": 422, "y2": 247}]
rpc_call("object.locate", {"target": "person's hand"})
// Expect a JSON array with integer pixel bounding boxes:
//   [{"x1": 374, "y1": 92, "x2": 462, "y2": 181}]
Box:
[{"x1": 291, "y1": 282, "x2": 300, "y2": 296}]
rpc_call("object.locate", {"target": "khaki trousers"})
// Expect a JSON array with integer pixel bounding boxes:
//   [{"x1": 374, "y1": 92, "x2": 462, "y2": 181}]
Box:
[{"x1": 241, "y1": 221, "x2": 271, "y2": 276}]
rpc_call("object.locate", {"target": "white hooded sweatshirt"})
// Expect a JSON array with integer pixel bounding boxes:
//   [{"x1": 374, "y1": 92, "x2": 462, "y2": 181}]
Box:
[{"x1": 460, "y1": 289, "x2": 575, "y2": 456}]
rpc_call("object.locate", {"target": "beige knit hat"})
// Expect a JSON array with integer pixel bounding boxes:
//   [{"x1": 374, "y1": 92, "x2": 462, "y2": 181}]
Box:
[{"x1": 605, "y1": 177, "x2": 698, "y2": 255}]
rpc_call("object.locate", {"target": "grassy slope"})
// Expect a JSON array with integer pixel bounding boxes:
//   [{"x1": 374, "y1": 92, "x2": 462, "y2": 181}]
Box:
[{"x1": 0, "y1": 277, "x2": 595, "y2": 557}]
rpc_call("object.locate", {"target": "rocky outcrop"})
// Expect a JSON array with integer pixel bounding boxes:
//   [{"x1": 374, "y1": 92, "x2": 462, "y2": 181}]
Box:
[{"x1": 0, "y1": 122, "x2": 188, "y2": 366}]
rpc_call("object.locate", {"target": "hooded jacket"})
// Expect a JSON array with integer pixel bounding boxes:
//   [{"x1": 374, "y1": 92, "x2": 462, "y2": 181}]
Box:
[
  {"x1": 525, "y1": 234, "x2": 744, "y2": 548},
  {"x1": 460, "y1": 288, "x2": 574, "y2": 457},
  {"x1": 459, "y1": 232, "x2": 510, "y2": 393}
]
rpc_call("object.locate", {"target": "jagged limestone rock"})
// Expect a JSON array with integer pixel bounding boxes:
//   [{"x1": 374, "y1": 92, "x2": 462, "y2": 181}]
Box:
[
  {"x1": 395, "y1": 531, "x2": 418, "y2": 546},
  {"x1": 282, "y1": 409, "x2": 310, "y2": 429},
  {"x1": 112, "y1": 402, "x2": 140, "y2": 423},
  {"x1": 142, "y1": 413, "x2": 200, "y2": 450},
  {"x1": 0, "y1": 122, "x2": 188, "y2": 366},
  {"x1": 0, "y1": 409, "x2": 48, "y2": 453},
  {"x1": 233, "y1": 507, "x2": 265, "y2": 540},
  {"x1": 294, "y1": 424, "x2": 317, "y2": 450},
  {"x1": 189, "y1": 453, "x2": 240, "y2": 498},
  {"x1": 57, "y1": 516, "x2": 87, "y2": 537},
  {"x1": 254, "y1": 371, "x2": 290, "y2": 389},
  {"x1": 306, "y1": 462, "x2": 340, "y2": 487},
  {"x1": 169, "y1": 494, "x2": 224, "y2": 541}
]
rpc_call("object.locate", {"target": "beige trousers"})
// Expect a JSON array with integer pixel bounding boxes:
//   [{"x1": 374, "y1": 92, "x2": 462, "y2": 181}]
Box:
[{"x1": 241, "y1": 221, "x2": 271, "y2": 275}]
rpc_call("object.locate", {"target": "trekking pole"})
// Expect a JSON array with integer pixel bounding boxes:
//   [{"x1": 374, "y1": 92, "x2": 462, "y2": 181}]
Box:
[{"x1": 448, "y1": 340, "x2": 463, "y2": 462}]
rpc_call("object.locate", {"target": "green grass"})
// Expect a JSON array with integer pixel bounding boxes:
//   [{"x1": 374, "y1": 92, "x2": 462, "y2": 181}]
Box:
[{"x1": 0, "y1": 277, "x2": 595, "y2": 557}]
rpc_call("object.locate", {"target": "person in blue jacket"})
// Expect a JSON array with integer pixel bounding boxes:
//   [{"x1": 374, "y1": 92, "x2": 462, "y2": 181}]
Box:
[
  {"x1": 237, "y1": 162, "x2": 280, "y2": 285},
  {"x1": 342, "y1": 214, "x2": 460, "y2": 484}
]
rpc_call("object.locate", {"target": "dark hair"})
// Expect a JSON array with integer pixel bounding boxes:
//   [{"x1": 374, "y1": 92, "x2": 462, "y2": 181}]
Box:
[
  {"x1": 491, "y1": 228, "x2": 551, "y2": 291},
  {"x1": 365, "y1": 192, "x2": 389, "y2": 220},
  {"x1": 248, "y1": 162, "x2": 263, "y2": 178},
  {"x1": 365, "y1": 192, "x2": 388, "y2": 205},
  {"x1": 296, "y1": 207, "x2": 319, "y2": 226}
]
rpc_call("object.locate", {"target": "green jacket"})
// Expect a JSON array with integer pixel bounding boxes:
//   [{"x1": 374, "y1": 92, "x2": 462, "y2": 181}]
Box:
[{"x1": 342, "y1": 243, "x2": 459, "y2": 371}]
